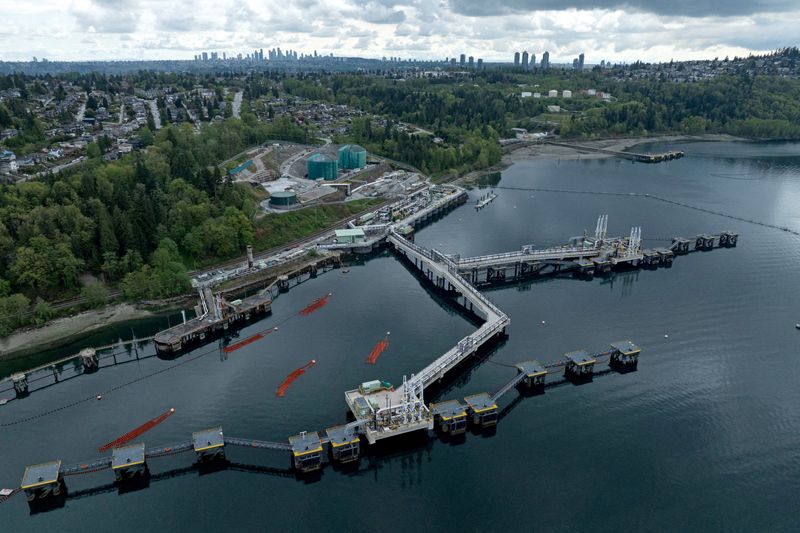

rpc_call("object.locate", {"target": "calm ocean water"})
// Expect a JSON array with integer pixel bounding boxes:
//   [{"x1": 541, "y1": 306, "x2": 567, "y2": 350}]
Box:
[{"x1": 2, "y1": 140, "x2": 800, "y2": 531}]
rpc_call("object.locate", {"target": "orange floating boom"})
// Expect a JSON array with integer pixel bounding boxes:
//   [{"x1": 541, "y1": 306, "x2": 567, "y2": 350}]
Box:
[
  {"x1": 276, "y1": 360, "x2": 316, "y2": 397},
  {"x1": 366, "y1": 337, "x2": 389, "y2": 365},
  {"x1": 98, "y1": 408, "x2": 176, "y2": 452},
  {"x1": 299, "y1": 294, "x2": 331, "y2": 316}
]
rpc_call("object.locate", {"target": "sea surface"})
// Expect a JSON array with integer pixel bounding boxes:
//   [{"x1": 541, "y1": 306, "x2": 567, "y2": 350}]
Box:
[{"x1": 2, "y1": 140, "x2": 800, "y2": 531}]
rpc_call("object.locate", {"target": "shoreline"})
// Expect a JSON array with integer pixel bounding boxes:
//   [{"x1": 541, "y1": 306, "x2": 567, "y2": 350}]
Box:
[
  {"x1": 458, "y1": 133, "x2": 745, "y2": 185},
  {"x1": 0, "y1": 133, "x2": 749, "y2": 359},
  {"x1": 0, "y1": 303, "x2": 165, "y2": 360},
  {"x1": 0, "y1": 252, "x2": 334, "y2": 361},
  {"x1": 512, "y1": 133, "x2": 743, "y2": 161}
]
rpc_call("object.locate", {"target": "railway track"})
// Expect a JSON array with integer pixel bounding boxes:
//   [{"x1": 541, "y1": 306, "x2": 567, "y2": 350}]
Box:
[{"x1": 39, "y1": 199, "x2": 395, "y2": 315}]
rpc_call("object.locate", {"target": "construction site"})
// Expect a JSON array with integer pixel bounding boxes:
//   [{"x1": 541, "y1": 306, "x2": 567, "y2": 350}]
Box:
[{"x1": 220, "y1": 141, "x2": 421, "y2": 213}]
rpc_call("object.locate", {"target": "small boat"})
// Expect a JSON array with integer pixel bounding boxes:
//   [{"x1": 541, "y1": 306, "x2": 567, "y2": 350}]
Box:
[
  {"x1": 342, "y1": 268, "x2": 350, "y2": 273},
  {"x1": 0, "y1": 398, "x2": 8, "y2": 405},
  {"x1": 796, "y1": 323, "x2": 800, "y2": 330}
]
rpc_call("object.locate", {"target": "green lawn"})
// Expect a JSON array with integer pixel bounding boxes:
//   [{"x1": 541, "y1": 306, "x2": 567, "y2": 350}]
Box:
[{"x1": 252, "y1": 199, "x2": 384, "y2": 250}]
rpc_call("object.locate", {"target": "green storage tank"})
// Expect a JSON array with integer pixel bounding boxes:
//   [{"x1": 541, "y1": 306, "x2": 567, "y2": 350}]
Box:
[
  {"x1": 338, "y1": 144, "x2": 367, "y2": 170},
  {"x1": 269, "y1": 190, "x2": 298, "y2": 208},
  {"x1": 307, "y1": 153, "x2": 338, "y2": 180}
]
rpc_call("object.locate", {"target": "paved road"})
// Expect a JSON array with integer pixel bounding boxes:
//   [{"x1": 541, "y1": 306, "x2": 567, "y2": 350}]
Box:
[
  {"x1": 182, "y1": 101, "x2": 198, "y2": 123},
  {"x1": 146, "y1": 99, "x2": 162, "y2": 129},
  {"x1": 280, "y1": 147, "x2": 312, "y2": 178},
  {"x1": 30, "y1": 157, "x2": 86, "y2": 180},
  {"x1": 75, "y1": 98, "x2": 86, "y2": 122},
  {"x1": 232, "y1": 91, "x2": 243, "y2": 119}
]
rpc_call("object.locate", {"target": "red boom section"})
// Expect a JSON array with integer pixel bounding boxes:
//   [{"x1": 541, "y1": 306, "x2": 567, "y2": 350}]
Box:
[
  {"x1": 223, "y1": 332, "x2": 266, "y2": 353},
  {"x1": 98, "y1": 408, "x2": 176, "y2": 452},
  {"x1": 224, "y1": 327, "x2": 279, "y2": 353},
  {"x1": 276, "y1": 360, "x2": 316, "y2": 397},
  {"x1": 299, "y1": 294, "x2": 331, "y2": 316},
  {"x1": 366, "y1": 337, "x2": 389, "y2": 365}
]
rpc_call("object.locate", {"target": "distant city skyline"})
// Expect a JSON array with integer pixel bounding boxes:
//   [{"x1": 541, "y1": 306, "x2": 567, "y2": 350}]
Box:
[{"x1": 1, "y1": 1, "x2": 797, "y2": 63}]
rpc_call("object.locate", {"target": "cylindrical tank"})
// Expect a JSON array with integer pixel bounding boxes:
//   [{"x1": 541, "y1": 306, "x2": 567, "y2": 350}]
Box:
[
  {"x1": 337, "y1": 144, "x2": 367, "y2": 170},
  {"x1": 307, "y1": 153, "x2": 338, "y2": 180},
  {"x1": 269, "y1": 190, "x2": 298, "y2": 208}
]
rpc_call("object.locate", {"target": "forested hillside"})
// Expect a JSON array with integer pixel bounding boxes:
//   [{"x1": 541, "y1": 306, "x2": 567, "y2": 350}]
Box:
[
  {"x1": 284, "y1": 68, "x2": 800, "y2": 141},
  {"x1": 0, "y1": 115, "x2": 308, "y2": 335}
]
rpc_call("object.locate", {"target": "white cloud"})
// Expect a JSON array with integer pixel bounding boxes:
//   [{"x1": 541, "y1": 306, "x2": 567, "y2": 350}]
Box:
[{"x1": 0, "y1": 0, "x2": 795, "y2": 63}]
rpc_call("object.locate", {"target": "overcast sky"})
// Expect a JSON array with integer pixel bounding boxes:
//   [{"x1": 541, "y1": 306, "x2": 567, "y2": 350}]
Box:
[{"x1": 0, "y1": 0, "x2": 797, "y2": 63}]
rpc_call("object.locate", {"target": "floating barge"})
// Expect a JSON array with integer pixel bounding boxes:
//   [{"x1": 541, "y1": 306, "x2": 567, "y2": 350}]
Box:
[{"x1": 153, "y1": 288, "x2": 271, "y2": 355}]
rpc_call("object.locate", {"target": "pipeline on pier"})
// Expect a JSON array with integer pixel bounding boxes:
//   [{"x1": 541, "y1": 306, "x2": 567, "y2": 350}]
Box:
[{"x1": 5, "y1": 340, "x2": 642, "y2": 510}]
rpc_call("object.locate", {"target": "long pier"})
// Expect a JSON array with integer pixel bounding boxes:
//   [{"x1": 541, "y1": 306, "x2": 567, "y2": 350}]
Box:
[
  {"x1": 339, "y1": 230, "x2": 512, "y2": 444},
  {"x1": 455, "y1": 217, "x2": 737, "y2": 286},
  {"x1": 545, "y1": 140, "x2": 685, "y2": 163},
  {"x1": 2, "y1": 182, "x2": 740, "y2": 509},
  {"x1": 8, "y1": 340, "x2": 640, "y2": 508}
]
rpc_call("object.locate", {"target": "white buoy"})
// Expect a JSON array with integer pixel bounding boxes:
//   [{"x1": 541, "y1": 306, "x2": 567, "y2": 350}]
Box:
[
  {"x1": 541, "y1": 320, "x2": 546, "y2": 324},
  {"x1": 664, "y1": 334, "x2": 669, "y2": 339}
]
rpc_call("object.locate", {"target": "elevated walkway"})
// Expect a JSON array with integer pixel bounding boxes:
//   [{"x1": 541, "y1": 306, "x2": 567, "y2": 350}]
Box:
[
  {"x1": 342, "y1": 231, "x2": 510, "y2": 444},
  {"x1": 457, "y1": 245, "x2": 600, "y2": 270}
]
